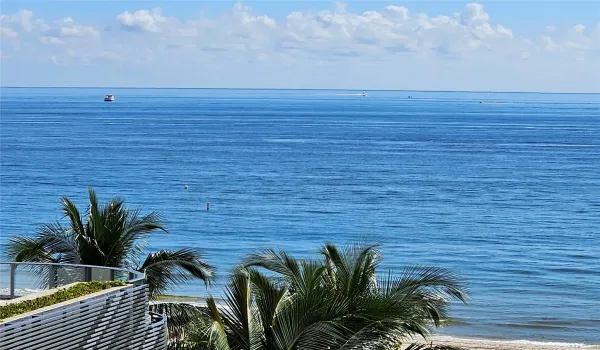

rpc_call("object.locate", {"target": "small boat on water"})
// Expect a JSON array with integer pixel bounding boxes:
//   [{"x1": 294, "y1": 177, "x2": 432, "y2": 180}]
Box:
[
  {"x1": 361, "y1": 92, "x2": 367, "y2": 97},
  {"x1": 104, "y1": 94, "x2": 115, "y2": 102}
]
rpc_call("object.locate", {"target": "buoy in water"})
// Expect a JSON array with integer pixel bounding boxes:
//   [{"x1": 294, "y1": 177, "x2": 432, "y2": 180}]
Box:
[{"x1": 184, "y1": 185, "x2": 189, "y2": 190}]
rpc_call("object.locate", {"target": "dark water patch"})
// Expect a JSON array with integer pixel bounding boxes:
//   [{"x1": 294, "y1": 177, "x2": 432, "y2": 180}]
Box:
[
  {"x1": 564, "y1": 254, "x2": 597, "y2": 260},
  {"x1": 497, "y1": 323, "x2": 572, "y2": 331},
  {"x1": 304, "y1": 210, "x2": 344, "y2": 215},
  {"x1": 548, "y1": 267, "x2": 600, "y2": 276}
]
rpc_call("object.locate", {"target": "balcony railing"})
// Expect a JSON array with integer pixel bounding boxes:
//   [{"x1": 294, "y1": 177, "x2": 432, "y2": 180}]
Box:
[{"x1": 0, "y1": 262, "x2": 145, "y2": 300}]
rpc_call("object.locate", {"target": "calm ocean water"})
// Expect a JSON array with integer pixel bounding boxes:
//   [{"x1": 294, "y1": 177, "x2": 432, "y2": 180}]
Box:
[{"x1": 1, "y1": 87, "x2": 599, "y2": 343}]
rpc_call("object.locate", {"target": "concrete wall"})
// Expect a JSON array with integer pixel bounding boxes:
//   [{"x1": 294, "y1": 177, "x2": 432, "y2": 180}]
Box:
[{"x1": 0, "y1": 284, "x2": 167, "y2": 350}]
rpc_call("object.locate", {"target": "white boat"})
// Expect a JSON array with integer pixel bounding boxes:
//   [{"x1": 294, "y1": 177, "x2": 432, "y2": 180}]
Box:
[
  {"x1": 104, "y1": 94, "x2": 115, "y2": 102},
  {"x1": 361, "y1": 92, "x2": 367, "y2": 97}
]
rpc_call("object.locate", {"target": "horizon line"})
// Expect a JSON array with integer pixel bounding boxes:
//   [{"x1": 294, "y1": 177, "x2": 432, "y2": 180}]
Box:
[{"x1": 1, "y1": 86, "x2": 599, "y2": 95}]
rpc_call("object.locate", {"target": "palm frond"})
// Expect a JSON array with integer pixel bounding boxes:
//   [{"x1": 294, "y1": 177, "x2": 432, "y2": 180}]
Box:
[
  {"x1": 271, "y1": 287, "x2": 349, "y2": 350},
  {"x1": 4, "y1": 235, "x2": 57, "y2": 263},
  {"x1": 245, "y1": 249, "x2": 328, "y2": 298},
  {"x1": 387, "y1": 266, "x2": 468, "y2": 303},
  {"x1": 141, "y1": 248, "x2": 214, "y2": 298},
  {"x1": 119, "y1": 210, "x2": 167, "y2": 264},
  {"x1": 321, "y1": 242, "x2": 381, "y2": 292},
  {"x1": 218, "y1": 268, "x2": 253, "y2": 350},
  {"x1": 293, "y1": 320, "x2": 353, "y2": 350},
  {"x1": 97, "y1": 197, "x2": 128, "y2": 265},
  {"x1": 247, "y1": 269, "x2": 287, "y2": 348},
  {"x1": 244, "y1": 248, "x2": 301, "y2": 279},
  {"x1": 337, "y1": 319, "x2": 427, "y2": 350},
  {"x1": 201, "y1": 297, "x2": 232, "y2": 350},
  {"x1": 37, "y1": 223, "x2": 80, "y2": 263},
  {"x1": 150, "y1": 302, "x2": 203, "y2": 340},
  {"x1": 5, "y1": 222, "x2": 80, "y2": 264},
  {"x1": 60, "y1": 196, "x2": 85, "y2": 239}
]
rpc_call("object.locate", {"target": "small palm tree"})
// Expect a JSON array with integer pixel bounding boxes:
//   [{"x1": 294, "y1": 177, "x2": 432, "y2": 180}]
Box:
[
  {"x1": 5, "y1": 187, "x2": 214, "y2": 337},
  {"x1": 180, "y1": 242, "x2": 467, "y2": 350}
]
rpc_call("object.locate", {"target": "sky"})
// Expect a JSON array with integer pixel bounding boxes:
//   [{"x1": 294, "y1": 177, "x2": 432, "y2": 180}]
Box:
[{"x1": 1, "y1": 0, "x2": 599, "y2": 92}]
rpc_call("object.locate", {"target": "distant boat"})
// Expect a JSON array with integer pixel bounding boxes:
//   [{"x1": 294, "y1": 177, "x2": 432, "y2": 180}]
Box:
[
  {"x1": 361, "y1": 92, "x2": 367, "y2": 97},
  {"x1": 104, "y1": 94, "x2": 115, "y2": 102}
]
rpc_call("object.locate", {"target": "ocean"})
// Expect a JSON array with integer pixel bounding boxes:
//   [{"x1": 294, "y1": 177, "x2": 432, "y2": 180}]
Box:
[{"x1": 1, "y1": 87, "x2": 599, "y2": 343}]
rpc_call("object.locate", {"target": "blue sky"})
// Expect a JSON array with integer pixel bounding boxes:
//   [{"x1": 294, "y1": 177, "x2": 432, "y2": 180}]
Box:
[{"x1": 1, "y1": 1, "x2": 599, "y2": 91}]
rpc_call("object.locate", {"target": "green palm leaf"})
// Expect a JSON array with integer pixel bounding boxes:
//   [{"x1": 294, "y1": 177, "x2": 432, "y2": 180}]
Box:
[
  {"x1": 5, "y1": 235, "x2": 58, "y2": 263},
  {"x1": 150, "y1": 302, "x2": 203, "y2": 340},
  {"x1": 203, "y1": 297, "x2": 231, "y2": 350},
  {"x1": 141, "y1": 248, "x2": 214, "y2": 298}
]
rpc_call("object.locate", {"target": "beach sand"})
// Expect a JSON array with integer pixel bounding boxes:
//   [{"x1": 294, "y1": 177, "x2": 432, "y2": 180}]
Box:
[{"x1": 405, "y1": 336, "x2": 600, "y2": 350}]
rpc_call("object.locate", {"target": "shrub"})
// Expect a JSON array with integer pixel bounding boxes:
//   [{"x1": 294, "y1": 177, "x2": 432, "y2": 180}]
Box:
[{"x1": 0, "y1": 281, "x2": 126, "y2": 320}]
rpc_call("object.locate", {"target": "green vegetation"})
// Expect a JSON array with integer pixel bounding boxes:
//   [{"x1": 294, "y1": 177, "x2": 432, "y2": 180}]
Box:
[
  {"x1": 0, "y1": 281, "x2": 125, "y2": 320},
  {"x1": 5, "y1": 190, "x2": 470, "y2": 350},
  {"x1": 6, "y1": 187, "x2": 214, "y2": 299},
  {"x1": 171, "y1": 243, "x2": 468, "y2": 350},
  {"x1": 5, "y1": 187, "x2": 214, "y2": 339}
]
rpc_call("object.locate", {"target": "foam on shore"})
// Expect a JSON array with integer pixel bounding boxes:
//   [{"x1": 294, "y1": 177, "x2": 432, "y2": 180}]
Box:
[{"x1": 420, "y1": 336, "x2": 600, "y2": 350}]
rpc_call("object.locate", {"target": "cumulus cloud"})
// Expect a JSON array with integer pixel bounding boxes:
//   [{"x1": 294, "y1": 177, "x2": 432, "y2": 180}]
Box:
[
  {"x1": 3, "y1": 3, "x2": 598, "y2": 60},
  {"x1": 1, "y1": 3, "x2": 598, "y2": 91},
  {"x1": 1, "y1": 9, "x2": 52, "y2": 38},
  {"x1": 0, "y1": 9, "x2": 35, "y2": 32},
  {"x1": 460, "y1": 3, "x2": 490, "y2": 26},
  {"x1": 56, "y1": 17, "x2": 99, "y2": 37},
  {"x1": 40, "y1": 36, "x2": 64, "y2": 44},
  {"x1": 116, "y1": 8, "x2": 167, "y2": 32},
  {"x1": 1, "y1": 27, "x2": 19, "y2": 38}
]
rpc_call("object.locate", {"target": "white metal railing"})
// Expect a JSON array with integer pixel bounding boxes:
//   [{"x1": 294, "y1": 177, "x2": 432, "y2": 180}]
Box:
[{"x1": 0, "y1": 262, "x2": 145, "y2": 300}]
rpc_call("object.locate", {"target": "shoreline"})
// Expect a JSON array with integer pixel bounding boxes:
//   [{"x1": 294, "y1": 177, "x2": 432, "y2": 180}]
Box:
[
  {"x1": 420, "y1": 336, "x2": 600, "y2": 350},
  {"x1": 153, "y1": 297, "x2": 599, "y2": 349}
]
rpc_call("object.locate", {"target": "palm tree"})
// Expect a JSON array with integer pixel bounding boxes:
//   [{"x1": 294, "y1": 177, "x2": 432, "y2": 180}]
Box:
[
  {"x1": 180, "y1": 242, "x2": 467, "y2": 350},
  {"x1": 4, "y1": 187, "x2": 214, "y2": 338}
]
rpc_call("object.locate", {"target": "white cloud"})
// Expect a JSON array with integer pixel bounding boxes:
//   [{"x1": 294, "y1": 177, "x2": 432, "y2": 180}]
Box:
[
  {"x1": 496, "y1": 24, "x2": 513, "y2": 38},
  {"x1": 40, "y1": 36, "x2": 64, "y2": 44},
  {"x1": 1, "y1": 3, "x2": 599, "y2": 91},
  {"x1": 384, "y1": 5, "x2": 409, "y2": 21},
  {"x1": 232, "y1": 3, "x2": 276, "y2": 28},
  {"x1": 460, "y1": 3, "x2": 490, "y2": 26},
  {"x1": 60, "y1": 26, "x2": 98, "y2": 37},
  {"x1": 0, "y1": 9, "x2": 35, "y2": 32},
  {"x1": 541, "y1": 36, "x2": 564, "y2": 52},
  {"x1": 55, "y1": 17, "x2": 99, "y2": 37},
  {"x1": 1, "y1": 27, "x2": 19, "y2": 38},
  {"x1": 3, "y1": 3, "x2": 598, "y2": 61},
  {"x1": 178, "y1": 27, "x2": 198, "y2": 37},
  {"x1": 116, "y1": 8, "x2": 166, "y2": 33}
]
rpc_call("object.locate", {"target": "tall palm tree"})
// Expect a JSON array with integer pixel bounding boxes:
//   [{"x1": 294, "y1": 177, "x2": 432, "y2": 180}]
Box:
[
  {"x1": 180, "y1": 242, "x2": 467, "y2": 350},
  {"x1": 5, "y1": 187, "x2": 214, "y2": 337}
]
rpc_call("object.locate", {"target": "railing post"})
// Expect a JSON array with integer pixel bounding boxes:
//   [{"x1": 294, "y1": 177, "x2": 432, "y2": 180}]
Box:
[
  {"x1": 48, "y1": 264, "x2": 57, "y2": 289},
  {"x1": 9, "y1": 263, "x2": 16, "y2": 299},
  {"x1": 84, "y1": 267, "x2": 92, "y2": 282},
  {"x1": 110, "y1": 269, "x2": 116, "y2": 281}
]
